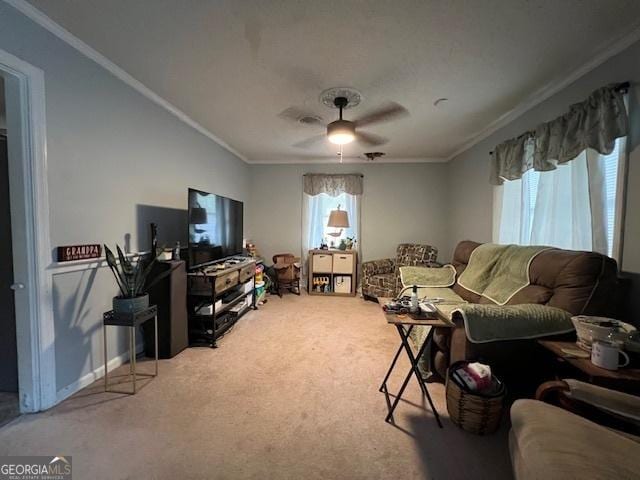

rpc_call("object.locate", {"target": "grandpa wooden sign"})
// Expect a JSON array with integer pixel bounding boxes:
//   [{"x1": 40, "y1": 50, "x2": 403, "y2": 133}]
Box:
[{"x1": 57, "y1": 244, "x2": 102, "y2": 262}]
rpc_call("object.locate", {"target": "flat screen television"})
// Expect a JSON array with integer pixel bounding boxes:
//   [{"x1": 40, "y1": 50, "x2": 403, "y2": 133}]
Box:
[{"x1": 188, "y1": 188, "x2": 243, "y2": 269}]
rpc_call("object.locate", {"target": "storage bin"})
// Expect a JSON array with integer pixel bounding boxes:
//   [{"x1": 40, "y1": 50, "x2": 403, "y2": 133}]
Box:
[
  {"x1": 312, "y1": 253, "x2": 333, "y2": 273},
  {"x1": 333, "y1": 275, "x2": 351, "y2": 293},
  {"x1": 332, "y1": 253, "x2": 354, "y2": 274},
  {"x1": 445, "y1": 361, "x2": 505, "y2": 435}
]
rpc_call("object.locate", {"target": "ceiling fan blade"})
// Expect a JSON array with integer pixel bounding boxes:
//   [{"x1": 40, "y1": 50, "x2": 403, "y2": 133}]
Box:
[
  {"x1": 278, "y1": 107, "x2": 325, "y2": 128},
  {"x1": 353, "y1": 102, "x2": 409, "y2": 127},
  {"x1": 293, "y1": 134, "x2": 326, "y2": 149},
  {"x1": 355, "y1": 131, "x2": 388, "y2": 147}
]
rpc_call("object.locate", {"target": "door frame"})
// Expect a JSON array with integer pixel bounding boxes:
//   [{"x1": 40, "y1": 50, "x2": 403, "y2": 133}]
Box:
[{"x1": 0, "y1": 48, "x2": 56, "y2": 412}]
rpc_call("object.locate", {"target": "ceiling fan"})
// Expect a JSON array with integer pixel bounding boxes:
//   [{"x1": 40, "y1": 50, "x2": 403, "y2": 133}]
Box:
[{"x1": 279, "y1": 95, "x2": 408, "y2": 149}]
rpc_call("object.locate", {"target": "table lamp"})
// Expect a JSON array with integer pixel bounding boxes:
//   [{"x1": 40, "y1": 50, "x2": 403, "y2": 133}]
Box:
[{"x1": 327, "y1": 205, "x2": 350, "y2": 238}]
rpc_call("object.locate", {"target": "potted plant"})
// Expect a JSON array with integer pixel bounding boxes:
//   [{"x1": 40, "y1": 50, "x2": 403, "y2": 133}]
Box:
[{"x1": 104, "y1": 244, "x2": 166, "y2": 314}]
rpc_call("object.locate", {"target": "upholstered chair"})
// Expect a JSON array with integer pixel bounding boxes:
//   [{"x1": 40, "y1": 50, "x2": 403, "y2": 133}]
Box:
[
  {"x1": 361, "y1": 243, "x2": 439, "y2": 300},
  {"x1": 510, "y1": 380, "x2": 640, "y2": 479},
  {"x1": 272, "y1": 253, "x2": 301, "y2": 296}
]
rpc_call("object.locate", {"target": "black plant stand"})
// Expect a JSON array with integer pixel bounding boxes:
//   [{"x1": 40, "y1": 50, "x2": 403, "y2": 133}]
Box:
[{"x1": 103, "y1": 305, "x2": 158, "y2": 394}]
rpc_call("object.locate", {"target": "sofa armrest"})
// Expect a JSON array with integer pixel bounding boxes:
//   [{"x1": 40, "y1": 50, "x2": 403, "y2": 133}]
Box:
[
  {"x1": 537, "y1": 379, "x2": 640, "y2": 431},
  {"x1": 563, "y1": 379, "x2": 640, "y2": 422},
  {"x1": 536, "y1": 380, "x2": 571, "y2": 402},
  {"x1": 362, "y1": 258, "x2": 395, "y2": 281}
]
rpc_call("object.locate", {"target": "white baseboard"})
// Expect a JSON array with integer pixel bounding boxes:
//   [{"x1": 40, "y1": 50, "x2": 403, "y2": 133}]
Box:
[{"x1": 55, "y1": 342, "x2": 144, "y2": 404}]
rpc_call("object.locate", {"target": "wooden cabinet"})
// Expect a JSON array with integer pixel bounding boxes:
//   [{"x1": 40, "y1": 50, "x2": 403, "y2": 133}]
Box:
[
  {"x1": 308, "y1": 250, "x2": 357, "y2": 296},
  {"x1": 144, "y1": 260, "x2": 188, "y2": 359}
]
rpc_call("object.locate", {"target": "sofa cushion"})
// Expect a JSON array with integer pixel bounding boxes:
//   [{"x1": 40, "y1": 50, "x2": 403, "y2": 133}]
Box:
[
  {"x1": 510, "y1": 399, "x2": 640, "y2": 480},
  {"x1": 399, "y1": 265, "x2": 456, "y2": 288},
  {"x1": 417, "y1": 286, "x2": 466, "y2": 303}
]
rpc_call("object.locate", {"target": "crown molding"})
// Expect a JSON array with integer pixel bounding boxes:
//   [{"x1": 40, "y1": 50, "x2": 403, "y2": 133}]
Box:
[
  {"x1": 246, "y1": 156, "x2": 447, "y2": 165},
  {"x1": 446, "y1": 22, "x2": 640, "y2": 161},
  {"x1": 4, "y1": 0, "x2": 249, "y2": 163}
]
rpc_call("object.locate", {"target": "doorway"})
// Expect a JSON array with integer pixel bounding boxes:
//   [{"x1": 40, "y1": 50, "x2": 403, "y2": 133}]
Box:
[
  {"x1": 0, "y1": 48, "x2": 56, "y2": 415},
  {"x1": 0, "y1": 74, "x2": 20, "y2": 426}
]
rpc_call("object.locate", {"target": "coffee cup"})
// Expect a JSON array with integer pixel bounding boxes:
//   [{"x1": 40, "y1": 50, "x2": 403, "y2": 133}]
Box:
[{"x1": 591, "y1": 340, "x2": 630, "y2": 371}]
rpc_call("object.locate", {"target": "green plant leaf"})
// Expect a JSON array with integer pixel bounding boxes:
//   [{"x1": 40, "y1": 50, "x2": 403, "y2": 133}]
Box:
[
  {"x1": 116, "y1": 245, "x2": 134, "y2": 276},
  {"x1": 134, "y1": 248, "x2": 165, "y2": 295},
  {"x1": 104, "y1": 244, "x2": 118, "y2": 269},
  {"x1": 104, "y1": 244, "x2": 128, "y2": 297},
  {"x1": 132, "y1": 253, "x2": 147, "y2": 296},
  {"x1": 116, "y1": 244, "x2": 136, "y2": 297}
]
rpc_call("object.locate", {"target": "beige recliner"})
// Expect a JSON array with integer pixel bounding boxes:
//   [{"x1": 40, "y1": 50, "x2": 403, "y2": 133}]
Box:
[{"x1": 509, "y1": 379, "x2": 640, "y2": 480}]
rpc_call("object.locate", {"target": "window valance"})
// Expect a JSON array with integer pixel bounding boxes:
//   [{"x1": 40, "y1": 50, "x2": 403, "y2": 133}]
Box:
[
  {"x1": 303, "y1": 174, "x2": 363, "y2": 197},
  {"x1": 490, "y1": 83, "x2": 629, "y2": 185}
]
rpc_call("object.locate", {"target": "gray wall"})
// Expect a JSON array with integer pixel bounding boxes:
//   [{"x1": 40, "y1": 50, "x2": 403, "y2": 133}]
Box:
[
  {"x1": 247, "y1": 162, "x2": 450, "y2": 264},
  {"x1": 0, "y1": 76, "x2": 5, "y2": 130},
  {"x1": 447, "y1": 39, "x2": 640, "y2": 321},
  {"x1": 0, "y1": 4, "x2": 250, "y2": 395}
]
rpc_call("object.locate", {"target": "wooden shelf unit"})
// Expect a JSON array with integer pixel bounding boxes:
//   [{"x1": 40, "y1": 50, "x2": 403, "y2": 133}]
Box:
[
  {"x1": 187, "y1": 258, "x2": 256, "y2": 347},
  {"x1": 308, "y1": 249, "x2": 357, "y2": 296}
]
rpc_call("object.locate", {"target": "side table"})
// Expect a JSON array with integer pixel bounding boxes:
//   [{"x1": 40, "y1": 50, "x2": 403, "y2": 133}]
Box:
[
  {"x1": 538, "y1": 340, "x2": 640, "y2": 394},
  {"x1": 378, "y1": 298, "x2": 455, "y2": 428},
  {"x1": 103, "y1": 305, "x2": 158, "y2": 394}
]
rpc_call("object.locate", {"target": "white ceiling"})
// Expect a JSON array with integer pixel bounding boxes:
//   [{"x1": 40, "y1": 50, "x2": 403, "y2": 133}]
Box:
[{"x1": 24, "y1": 0, "x2": 640, "y2": 163}]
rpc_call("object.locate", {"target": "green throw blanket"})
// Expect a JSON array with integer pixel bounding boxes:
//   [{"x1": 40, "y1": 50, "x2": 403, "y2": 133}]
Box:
[
  {"x1": 399, "y1": 265, "x2": 457, "y2": 288},
  {"x1": 451, "y1": 303, "x2": 574, "y2": 344},
  {"x1": 457, "y1": 243, "x2": 549, "y2": 305}
]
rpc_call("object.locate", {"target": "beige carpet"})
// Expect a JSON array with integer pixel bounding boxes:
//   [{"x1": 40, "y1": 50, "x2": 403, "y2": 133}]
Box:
[{"x1": 0, "y1": 295, "x2": 513, "y2": 480}]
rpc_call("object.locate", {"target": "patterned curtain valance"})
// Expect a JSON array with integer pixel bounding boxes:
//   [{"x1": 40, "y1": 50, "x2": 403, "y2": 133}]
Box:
[
  {"x1": 303, "y1": 174, "x2": 363, "y2": 196},
  {"x1": 490, "y1": 83, "x2": 629, "y2": 185}
]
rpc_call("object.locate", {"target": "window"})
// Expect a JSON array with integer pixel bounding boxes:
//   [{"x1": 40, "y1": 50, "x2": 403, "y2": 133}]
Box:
[
  {"x1": 301, "y1": 174, "x2": 363, "y2": 283},
  {"x1": 306, "y1": 192, "x2": 358, "y2": 248},
  {"x1": 494, "y1": 137, "x2": 626, "y2": 258}
]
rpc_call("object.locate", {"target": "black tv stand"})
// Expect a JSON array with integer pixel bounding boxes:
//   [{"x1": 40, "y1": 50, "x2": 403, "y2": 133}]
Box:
[{"x1": 187, "y1": 258, "x2": 257, "y2": 348}]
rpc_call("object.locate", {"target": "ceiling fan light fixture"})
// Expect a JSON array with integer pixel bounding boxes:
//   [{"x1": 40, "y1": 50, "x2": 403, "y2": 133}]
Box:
[{"x1": 327, "y1": 120, "x2": 355, "y2": 145}]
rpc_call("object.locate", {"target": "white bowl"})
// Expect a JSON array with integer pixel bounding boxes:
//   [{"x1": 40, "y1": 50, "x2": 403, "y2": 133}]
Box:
[{"x1": 571, "y1": 316, "x2": 636, "y2": 350}]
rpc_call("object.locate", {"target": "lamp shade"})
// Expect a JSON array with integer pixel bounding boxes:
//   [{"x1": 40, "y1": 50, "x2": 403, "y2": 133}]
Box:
[{"x1": 327, "y1": 209, "x2": 350, "y2": 228}]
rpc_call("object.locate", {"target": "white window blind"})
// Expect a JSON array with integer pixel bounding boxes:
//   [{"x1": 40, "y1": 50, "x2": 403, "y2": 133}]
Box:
[{"x1": 602, "y1": 141, "x2": 620, "y2": 253}]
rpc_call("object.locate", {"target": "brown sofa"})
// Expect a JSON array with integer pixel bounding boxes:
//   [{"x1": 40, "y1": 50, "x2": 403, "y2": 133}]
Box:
[{"x1": 431, "y1": 241, "x2": 619, "y2": 382}]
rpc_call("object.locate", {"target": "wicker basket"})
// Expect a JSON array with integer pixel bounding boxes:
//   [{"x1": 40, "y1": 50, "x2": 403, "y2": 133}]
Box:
[{"x1": 445, "y1": 362, "x2": 506, "y2": 435}]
